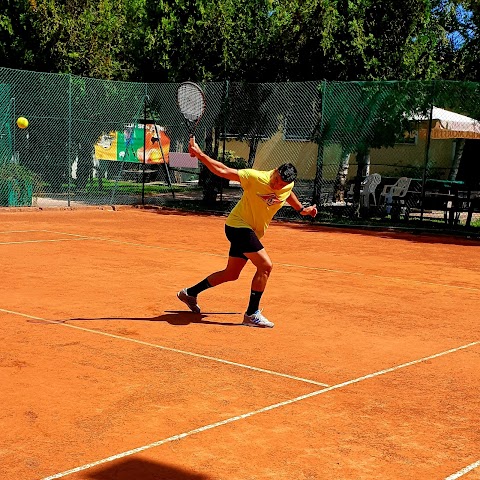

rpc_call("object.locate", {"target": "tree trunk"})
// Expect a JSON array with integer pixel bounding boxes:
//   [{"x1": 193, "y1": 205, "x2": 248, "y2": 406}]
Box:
[
  {"x1": 75, "y1": 145, "x2": 93, "y2": 190},
  {"x1": 312, "y1": 142, "x2": 324, "y2": 206},
  {"x1": 333, "y1": 151, "x2": 350, "y2": 202},
  {"x1": 363, "y1": 155, "x2": 370, "y2": 177},
  {"x1": 353, "y1": 150, "x2": 371, "y2": 216},
  {"x1": 213, "y1": 126, "x2": 220, "y2": 159},
  {"x1": 449, "y1": 139, "x2": 465, "y2": 181},
  {"x1": 199, "y1": 130, "x2": 222, "y2": 205},
  {"x1": 353, "y1": 151, "x2": 370, "y2": 202},
  {"x1": 247, "y1": 136, "x2": 260, "y2": 168}
]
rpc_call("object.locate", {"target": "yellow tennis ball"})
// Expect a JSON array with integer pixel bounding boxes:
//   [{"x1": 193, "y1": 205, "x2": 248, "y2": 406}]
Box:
[{"x1": 17, "y1": 117, "x2": 29, "y2": 129}]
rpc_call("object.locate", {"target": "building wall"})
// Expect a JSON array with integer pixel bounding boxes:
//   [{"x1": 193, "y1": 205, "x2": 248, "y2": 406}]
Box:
[
  {"x1": 226, "y1": 131, "x2": 319, "y2": 179},
  {"x1": 226, "y1": 133, "x2": 455, "y2": 181},
  {"x1": 351, "y1": 138, "x2": 455, "y2": 180}
]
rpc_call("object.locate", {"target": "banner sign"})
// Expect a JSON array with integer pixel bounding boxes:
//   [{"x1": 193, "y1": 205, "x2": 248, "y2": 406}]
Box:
[{"x1": 94, "y1": 124, "x2": 170, "y2": 163}]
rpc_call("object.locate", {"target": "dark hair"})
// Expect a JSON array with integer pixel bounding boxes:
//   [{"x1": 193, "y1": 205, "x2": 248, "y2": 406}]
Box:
[{"x1": 278, "y1": 163, "x2": 297, "y2": 183}]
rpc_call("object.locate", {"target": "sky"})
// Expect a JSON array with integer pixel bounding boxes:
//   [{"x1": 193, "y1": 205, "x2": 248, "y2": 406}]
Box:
[{"x1": 448, "y1": 4, "x2": 475, "y2": 47}]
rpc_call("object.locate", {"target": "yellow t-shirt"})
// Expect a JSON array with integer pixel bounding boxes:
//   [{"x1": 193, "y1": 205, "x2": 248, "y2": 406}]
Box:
[{"x1": 226, "y1": 169, "x2": 294, "y2": 238}]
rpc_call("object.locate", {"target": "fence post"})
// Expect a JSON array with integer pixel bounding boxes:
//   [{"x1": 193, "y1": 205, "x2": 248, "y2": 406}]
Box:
[
  {"x1": 222, "y1": 79, "x2": 229, "y2": 161},
  {"x1": 11, "y1": 97, "x2": 15, "y2": 163},
  {"x1": 312, "y1": 79, "x2": 327, "y2": 206},
  {"x1": 67, "y1": 74, "x2": 72, "y2": 207},
  {"x1": 420, "y1": 81, "x2": 436, "y2": 222},
  {"x1": 142, "y1": 92, "x2": 148, "y2": 206}
]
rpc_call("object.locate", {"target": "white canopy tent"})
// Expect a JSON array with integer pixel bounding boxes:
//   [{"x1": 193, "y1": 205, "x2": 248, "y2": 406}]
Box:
[{"x1": 415, "y1": 107, "x2": 480, "y2": 139}]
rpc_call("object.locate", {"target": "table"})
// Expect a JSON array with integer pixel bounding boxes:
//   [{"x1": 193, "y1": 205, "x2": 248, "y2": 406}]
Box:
[
  {"x1": 424, "y1": 191, "x2": 458, "y2": 225},
  {"x1": 422, "y1": 179, "x2": 465, "y2": 225},
  {"x1": 122, "y1": 169, "x2": 159, "y2": 183},
  {"x1": 396, "y1": 180, "x2": 465, "y2": 225}
]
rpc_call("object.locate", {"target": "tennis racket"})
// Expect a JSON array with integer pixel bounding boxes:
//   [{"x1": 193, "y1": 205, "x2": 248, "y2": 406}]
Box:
[{"x1": 177, "y1": 81, "x2": 206, "y2": 139}]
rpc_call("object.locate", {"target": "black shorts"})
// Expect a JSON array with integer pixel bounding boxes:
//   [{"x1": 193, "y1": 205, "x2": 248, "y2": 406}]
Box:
[{"x1": 225, "y1": 225, "x2": 264, "y2": 260}]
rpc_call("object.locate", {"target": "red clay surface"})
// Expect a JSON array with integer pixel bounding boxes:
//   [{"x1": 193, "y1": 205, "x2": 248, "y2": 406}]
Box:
[{"x1": 0, "y1": 207, "x2": 479, "y2": 480}]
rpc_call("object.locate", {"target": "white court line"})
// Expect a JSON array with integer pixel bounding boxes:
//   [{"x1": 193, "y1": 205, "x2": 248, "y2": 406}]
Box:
[
  {"x1": 279, "y1": 262, "x2": 480, "y2": 293},
  {"x1": 0, "y1": 229, "x2": 45, "y2": 234},
  {"x1": 0, "y1": 229, "x2": 90, "y2": 245},
  {"x1": 0, "y1": 238, "x2": 90, "y2": 245},
  {"x1": 445, "y1": 460, "x2": 480, "y2": 479},
  {"x1": 39, "y1": 230, "x2": 480, "y2": 293},
  {"x1": 41, "y1": 340, "x2": 479, "y2": 480},
  {"x1": 39, "y1": 229, "x2": 228, "y2": 257},
  {"x1": 0, "y1": 307, "x2": 329, "y2": 387}
]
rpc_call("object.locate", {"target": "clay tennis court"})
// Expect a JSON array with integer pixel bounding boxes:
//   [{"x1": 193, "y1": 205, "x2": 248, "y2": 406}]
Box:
[{"x1": 1, "y1": 207, "x2": 479, "y2": 480}]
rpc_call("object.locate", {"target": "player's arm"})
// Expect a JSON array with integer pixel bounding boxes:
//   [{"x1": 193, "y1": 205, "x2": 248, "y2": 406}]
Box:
[
  {"x1": 286, "y1": 191, "x2": 318, "y2": 217},
  {"x1": 189, "y1": 138, "x2": 240, "y2": 182}
]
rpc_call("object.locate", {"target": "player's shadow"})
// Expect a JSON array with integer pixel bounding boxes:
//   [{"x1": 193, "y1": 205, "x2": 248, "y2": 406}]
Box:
[
  {"x1": 84, "y1": 457, "x2": 212, "y2": 479},
  {"x1": 69, "y1": 310, "x2": 241, "y2": 327}
]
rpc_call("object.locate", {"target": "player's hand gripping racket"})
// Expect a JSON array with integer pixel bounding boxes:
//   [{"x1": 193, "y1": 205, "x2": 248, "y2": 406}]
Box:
[{"x1": 177, "y1": 81, "x2": 206, "y2": 141}]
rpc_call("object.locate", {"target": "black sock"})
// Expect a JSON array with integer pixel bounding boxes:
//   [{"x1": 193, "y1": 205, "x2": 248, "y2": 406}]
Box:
[
  {"x1": 246, "y1": 290, "x2": 263, "y2": 315},
  {"x1": 186, "y1": 278, "x2": 212, "y2": 297}
]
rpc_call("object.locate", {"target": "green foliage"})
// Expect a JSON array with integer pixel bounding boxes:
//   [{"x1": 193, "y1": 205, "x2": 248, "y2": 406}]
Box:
[
  {"x1": 0, "y1": 0, "x2": 478, "y2": 82},
  {"x1": 434, "y1": 80, "x2": 480, "y2": 117},
  {"x1": 0, "y1": 161, "x2": 41, "y2": 184},
  {"x1": 0, "y1": 0, "x2": 148, "y2": 79},
  {"x1": 84, "y1": 177, "x2": 188, "y2": 194},
  {"x1": 318, "y1": 80, "x2": 434, "y2": 153},
  {"x1": 0, "y1": 161, "x2": 42, "y2": 206},
  {"x1": 225, "y1": 82, "x2": 277, "y2": 166},
  {"x1": 219, "y1": 149, "x2": 247, "y2": 169}
]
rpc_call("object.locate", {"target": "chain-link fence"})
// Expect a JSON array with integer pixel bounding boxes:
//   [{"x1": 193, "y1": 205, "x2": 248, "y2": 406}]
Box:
[{"x1": 1, "y1": 67, "x2": 479, "y2": 232}]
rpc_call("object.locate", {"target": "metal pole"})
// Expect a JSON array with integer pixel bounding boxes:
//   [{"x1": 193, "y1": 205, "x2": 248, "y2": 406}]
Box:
[
  {"x1": 420, "y1": 82, "x2": 435, "y2": 223},
  {"x1": 67, "y1": 75, "x2": 72, "y2": 207},
  {"x1": 312, "y1": 80, "x2": 327, "y2": 206},
  {"x1": 147, "y1": 97, "x2": 175, "y2": 199},
  {"x1": 11, "y1": 97, "x2": 15, "y2": 163},
  {"x1": 142, "y1": 96, "x2": 147, "y2": 206},
  {"x1": 222, "y1": 80, "x2": 229, "y2": 160},
  {"x1": 220, "y1": 79, "x2": 229, "y2": 202}
]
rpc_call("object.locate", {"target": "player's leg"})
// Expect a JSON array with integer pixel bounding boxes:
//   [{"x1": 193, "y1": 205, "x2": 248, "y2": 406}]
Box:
[
  {"x1": 207, "y1": 255, "x2": 248, "y2": 286},
  {"x1": 242, "y1": 248, "x2": 274, "y2": 328},
  {"x1": 177, "y1": 243, "x2": 248, "y2": 313}
]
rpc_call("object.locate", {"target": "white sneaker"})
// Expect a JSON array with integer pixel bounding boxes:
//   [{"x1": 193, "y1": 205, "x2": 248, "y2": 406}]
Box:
[
  {"x1": 242, "y1": 309, "x2": 274, "y2": 328},
  {"x1": 177, "y1": 289, "x2": 201, "y2": 313}
]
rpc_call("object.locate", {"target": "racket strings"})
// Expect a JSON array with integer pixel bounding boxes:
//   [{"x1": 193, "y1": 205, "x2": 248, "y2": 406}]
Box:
[{"x1": 178, "y1": 84, "x2": 205, "y2": 122}]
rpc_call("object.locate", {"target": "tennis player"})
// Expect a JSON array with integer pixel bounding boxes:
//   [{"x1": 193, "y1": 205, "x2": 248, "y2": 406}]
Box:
[{"x1": 177, "y1": 137, "x2": 318, "y2": 328}]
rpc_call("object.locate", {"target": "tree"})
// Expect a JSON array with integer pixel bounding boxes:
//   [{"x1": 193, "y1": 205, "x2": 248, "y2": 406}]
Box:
[
  {"x1": 140, "y1": 0, "x2": 282, "y2": 82},
  {"x1": 226, "y1": 82, "x2": 276, "y2": 167},
  {"x1": 1, "y1": 0, "x2": 147, "y2": 80},
  {"x1": 313, "y1": 80, "x2": 435, "y2": 208},
  {"x1": 2, "y1": 0, "x2": 479, "y2": 83},
  {"x1": 451, "y1": 1, "x2": 480, "y2": 81},
  {"x1": 433, "y1": 80, "x2": 480, "y2": 181},
  {"x1": 0, "y1": 0, "x2": 44, "y2": 70}
]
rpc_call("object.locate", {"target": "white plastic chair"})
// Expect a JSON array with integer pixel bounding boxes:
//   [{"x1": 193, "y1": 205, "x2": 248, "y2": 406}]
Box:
[
  {"x1": 360, "y1": 173, "x2": 382, "y2": 208},
  {"x1": 345, "y1": 174, "x2": 382, "y2": 207},
  {"x1": 380, "y1": 177, "x2": 412, "y2": 214}
]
